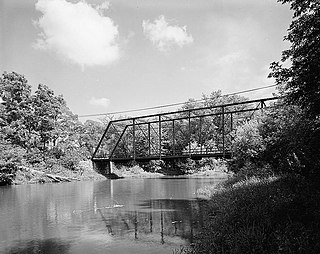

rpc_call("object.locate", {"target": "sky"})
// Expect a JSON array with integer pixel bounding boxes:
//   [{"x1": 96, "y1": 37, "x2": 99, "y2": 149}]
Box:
[{"x1": 0, "y1": 0, "x2": 292, "y2": 120}]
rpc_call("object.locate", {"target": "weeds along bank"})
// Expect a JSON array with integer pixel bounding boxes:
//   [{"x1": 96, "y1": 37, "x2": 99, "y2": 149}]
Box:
[
  {"x1": 176, "y1": 174, "x2": 320, "y2": 254},
  {"x1": 112, "y1": 158, "x2": 229, "y2": 178}
]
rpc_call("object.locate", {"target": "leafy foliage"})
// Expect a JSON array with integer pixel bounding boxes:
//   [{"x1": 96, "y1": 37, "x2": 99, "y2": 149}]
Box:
[
  {"x1": 0, "y1": 72, "x2": 35, "y2": 148},
  {"x1": 269, "y1": 0, "x2": 320, "y2": 118},
  {"x1": 259, "y1": 104, "x2": 320, "y2": 177},
  {"x1": 0, "y1": 71, "x2": 107, "y2": 183},
  {"x1": 231, "y1": 0, "x2": 320, "y2": 178},
  {"x1": 0, "y1": 142, "x2": 26, "y2": 185},
  {"x1": 31, "y1": 84, "x2": 65, "y2": 150},
  {"x1": 231, "y1": 119, "x2": 265, "y2": 171}
]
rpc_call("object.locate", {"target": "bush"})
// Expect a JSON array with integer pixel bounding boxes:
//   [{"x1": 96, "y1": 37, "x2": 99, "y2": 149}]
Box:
[
  {"x1": 25, "y1": 149, "x2": 44, "y2": 165},
  {"x1": 145, "y1": 160, "x2": 165, "y2": 172},
  {"x1": 223, "y1": 163, "x2": 274, "y2": 188},
  {"x1": 230, "y1": 104, "x2": 320, "y2": 181},
  {"x1": 0, "y1": 143, "x2": 26, "y2": 185},
  {"x1": 59, "y1": 149, "x2": 82, "y2": 171},
  {"x1": 259, "y1": 106, "x2": 320, "y2": 179},
  {"x1": 231, "y1": 119, "x2": 265, "y2": 172},
  {"x1": 0, "y1": 162, "x2": 18, "y2": 185}
]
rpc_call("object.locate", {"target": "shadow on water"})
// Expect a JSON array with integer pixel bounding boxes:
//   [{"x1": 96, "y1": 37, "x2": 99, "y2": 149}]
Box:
[{"x1": 5, "y1": 238, "x2": 71, "y2": 254}]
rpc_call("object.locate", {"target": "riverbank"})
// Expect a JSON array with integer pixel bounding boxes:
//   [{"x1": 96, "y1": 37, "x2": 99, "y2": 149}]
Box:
[
  {"x1": 9, "y1": 161, "x2": 106, "y2": 185},
  {"x1": 1, "y1": 160, "x2": 230, "y2": 185},
  {"x1": 112, "y1": 162, "x2": 230, "y2": 179},
  {"x1": 178, "y1": 174, "x2": 320, "y2": 254}
]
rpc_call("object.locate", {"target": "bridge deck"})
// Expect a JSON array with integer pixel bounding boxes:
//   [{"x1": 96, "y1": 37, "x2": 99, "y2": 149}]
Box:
[{"x1": 92, "y1": 152, "x2": 232, "y2": 163}]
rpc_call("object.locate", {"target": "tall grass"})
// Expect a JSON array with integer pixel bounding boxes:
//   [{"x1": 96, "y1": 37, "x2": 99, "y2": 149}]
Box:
[{"x1": 179, "y1": 175, "x2": 320, "y2": 254}]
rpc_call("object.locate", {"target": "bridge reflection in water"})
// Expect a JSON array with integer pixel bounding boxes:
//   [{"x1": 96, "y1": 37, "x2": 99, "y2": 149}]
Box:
[
  {"x1": 92, "y1": 97, "x2": 278, "y2": 174},
  {"x1": 88, "y1": 198, "x2": 203, "y2": 245},
  {"x1": 78, "y1": 179, "x2": 209, "y2": 246}
]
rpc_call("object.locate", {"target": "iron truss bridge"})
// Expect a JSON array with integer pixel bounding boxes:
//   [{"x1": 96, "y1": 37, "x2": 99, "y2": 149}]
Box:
[{"x1": 92, "y1": 97, "x2": 279, "y2": 170}]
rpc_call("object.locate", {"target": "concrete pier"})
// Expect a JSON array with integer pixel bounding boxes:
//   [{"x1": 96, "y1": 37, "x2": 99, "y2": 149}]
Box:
[{"x1": 92, "y1": 159, "x2": 113, "y2": 176}]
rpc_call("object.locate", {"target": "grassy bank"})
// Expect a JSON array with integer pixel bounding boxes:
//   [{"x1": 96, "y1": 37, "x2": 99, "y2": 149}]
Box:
[
  {"x1": 112, "y1": 164, "x2": 165, "y2": 178},
  {"x1": 178, "y1": 174, "x2": 320, "y2": 254}
]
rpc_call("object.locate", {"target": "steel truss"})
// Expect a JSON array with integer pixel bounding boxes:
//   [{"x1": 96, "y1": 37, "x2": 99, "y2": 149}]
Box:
[{"x1": 92, "y1": 97, "x2": 278, "y2": 163}]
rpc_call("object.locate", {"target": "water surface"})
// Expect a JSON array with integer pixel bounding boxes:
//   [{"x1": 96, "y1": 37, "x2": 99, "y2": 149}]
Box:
[{"x1": 0, "y1": 177, "x2": 224, "y2": 254}]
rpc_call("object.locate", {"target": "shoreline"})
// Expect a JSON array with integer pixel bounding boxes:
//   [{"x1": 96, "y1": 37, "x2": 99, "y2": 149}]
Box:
[{"x1": 1, "y1": 160, "x2": 230, "y2": 185}]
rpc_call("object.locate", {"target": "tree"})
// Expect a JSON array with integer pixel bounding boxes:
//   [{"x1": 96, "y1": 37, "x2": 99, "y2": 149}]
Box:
[
  {"x1": 31, "y1": 84, "x2": 65, "y2": 150},
  {"x1": 79, "y1": 120, "x2": 105, "y2": 157},
  {"x1": 266, "y1": 1, "x2": 320, "y2": 179},
  {"x1": 269, "y1": 0, "x2": 320, "y2": 118},
  {"x1": 0, "y1": 72, "x2": 36, "y2": 149},
  {"x1": 231, "y1": 119, "x2": 266, "y2": 170},
  {"x1": 260, "y1": 104, "x2": 320, "y2": 176}
]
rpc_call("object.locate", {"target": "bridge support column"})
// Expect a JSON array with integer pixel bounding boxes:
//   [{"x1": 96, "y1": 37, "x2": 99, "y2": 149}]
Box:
[{"x1": 92, "y1": 160, "x2": 113, "y2": 175}]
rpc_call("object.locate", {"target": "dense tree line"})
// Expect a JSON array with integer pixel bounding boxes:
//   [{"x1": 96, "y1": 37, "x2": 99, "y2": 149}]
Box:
[
  {"x1": 0, "y1": 72, "x2": 105, "y2": 184},
  {"x1": 231, "y1": 0, "x2": 320, "y2": 181}
]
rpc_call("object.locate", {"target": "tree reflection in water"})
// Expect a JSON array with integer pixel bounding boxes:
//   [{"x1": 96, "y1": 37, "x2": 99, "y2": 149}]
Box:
[{"x1": 6, "y1": 238, "x2": 71, "y2": 254}]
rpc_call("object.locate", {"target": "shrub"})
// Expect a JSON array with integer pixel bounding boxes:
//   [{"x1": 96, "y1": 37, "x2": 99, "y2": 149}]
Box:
[
  {"x1": 25, "y1": 149, "x2": 44, "y2": 165},
  {"x1": 231, "y1": 119, "x2": 265, "y2": 172},
  {"x1": 259, "y1": 106, "x2": 320, "y2": 179},
  {"x1": 59, "y1": 149, "x2": 82, "y2": 171},
  {"x1": 0, "y1": 143, "x2": 26, "y2": 185},
  {"x1": 0, "y1": 162, "x2": 18, "y2": 185},
  {"x1": 145, "y1": 160, "x2": 165, "y2": 172}
]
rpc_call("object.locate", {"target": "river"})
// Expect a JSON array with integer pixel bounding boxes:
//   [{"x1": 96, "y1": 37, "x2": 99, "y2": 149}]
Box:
[{"x1": 0, "y1": 177, "x2": 224, "y2": 254}]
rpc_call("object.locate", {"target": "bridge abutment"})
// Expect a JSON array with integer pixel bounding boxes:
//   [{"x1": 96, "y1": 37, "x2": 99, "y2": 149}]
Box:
[{"x1": 92, "y1": 159, "x2": 113, "y2": 176}]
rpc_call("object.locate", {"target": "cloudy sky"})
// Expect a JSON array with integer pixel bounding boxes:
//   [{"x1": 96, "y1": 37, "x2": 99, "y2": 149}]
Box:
[{"x1": 0, "y1": 0, "x2": 292, "y2": 119}]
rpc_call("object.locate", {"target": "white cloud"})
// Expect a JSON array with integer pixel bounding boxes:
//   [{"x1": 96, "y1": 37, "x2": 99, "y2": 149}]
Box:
[
  {"x1": 95, "y1": 1, "x2": 110, "y2": 14},
  {"x1": 142, "y1": 15, "x2": 193, "y2": 52},
  {"x1": 34, "y1": 0, "x2": 119, "y2": 68},
  {"x1": 89, "y1": 97, "x2": 110, "y2": 108}
]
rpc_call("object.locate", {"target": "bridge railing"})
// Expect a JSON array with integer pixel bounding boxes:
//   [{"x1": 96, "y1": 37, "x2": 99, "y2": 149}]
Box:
[{"x1": 92, "y1": 97, "x2": 279, "y2": 162}]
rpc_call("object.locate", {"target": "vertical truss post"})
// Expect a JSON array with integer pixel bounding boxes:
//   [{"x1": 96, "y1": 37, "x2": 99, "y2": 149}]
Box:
[
  {"x1": 230, "y1": 112, "x2": 233, "y2": 132},
  {"x1": 172, "y1": 119, "x2": 175, "y2": 156},
  {"x1": 222, "y1": 106, "x2": 225, "y2": 157},
  {"x1": 188, "y1": 111, "x2": 191, "y2": 155},
  {"x1": 148, "y1": 122, "x2": 151, "y2": 156},
  {"x1": 199, "y1": 116, "x2": 202, "y2": 154},
  {"x1": 260, "y1": 99, "x2": 266, "y2": 113},
  {"x1": 159, "y1": 115, "x2": 162, "y2": 159},
  {"x1": 133, "y1": 118, "x2": 136, "y2": 160},
  {"x1": 230, "y1": 112, "x2": 234, "y2": 158}
]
